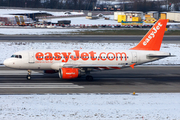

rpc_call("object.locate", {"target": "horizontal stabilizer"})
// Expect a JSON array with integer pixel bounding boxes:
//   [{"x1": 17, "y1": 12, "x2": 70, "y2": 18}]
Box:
[{"x1": 147, "y1": 54, "x2": 175, "y2": 58}]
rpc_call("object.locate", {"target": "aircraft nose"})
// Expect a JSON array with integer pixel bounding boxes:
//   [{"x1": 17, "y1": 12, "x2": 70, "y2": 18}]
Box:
[
  {"x1": 3, "y1": 59, "x2": 8, "y2": 67},
  {"x1": 3, "y1": 59, "x2": 11, "y2": 67}
]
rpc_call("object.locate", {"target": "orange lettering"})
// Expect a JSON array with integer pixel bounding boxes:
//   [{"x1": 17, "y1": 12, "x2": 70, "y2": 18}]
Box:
[
  {"x1": 81, "y1": 52, "x2": 89, "y2": 61},
  {"x1": 89, "y1": 51, "x2": 97, "y2": 61},
  {"x1": 71, "y1": 50, "x2": 80, "y2": 61},
  {"x1": 45, "y1": 52, "x2": 53, "y2": 61},
  {"x1": 35, "y1": 52, "x2": 43, "y2": 61},
  {"x1": 107, "y1": 52, "x2": 115, "y2": 61},
  {"x1": 116, "y1": 52, "x2": 127, "y2": 61},
  {"x1": 100, "y1": 52, "x2": 106, "y2": 61},
  {"x1": 62, "y1": 52, "x2": 71, "y2": 62},
  {"x1": 54, "y1": 52, "x2": 61, "y2": 61}
]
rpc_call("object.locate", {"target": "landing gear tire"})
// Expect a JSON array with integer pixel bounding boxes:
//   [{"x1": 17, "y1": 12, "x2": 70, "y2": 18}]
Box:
[
  {"x1": 86, "y1": 75, "x2": 93, "y2": 81},
  {"x1": 26, "y1": 70, "x2": 31, "y2": 80},
  {"x1": 26, "y1": 75, "x2": 31, "y2": 80}
]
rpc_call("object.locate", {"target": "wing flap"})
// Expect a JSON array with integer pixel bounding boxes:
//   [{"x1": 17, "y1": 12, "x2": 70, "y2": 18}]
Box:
[
  {"x1": 62, "y1": 64, "x2": 137, "y2": 70},
  {"x1": 63, "y1": 64, "x2": 124, "y2": 68}
]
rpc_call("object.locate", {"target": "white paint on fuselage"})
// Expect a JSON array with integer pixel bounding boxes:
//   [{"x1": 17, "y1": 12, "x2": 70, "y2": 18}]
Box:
[{"x1": 3, "y1": 49, "x2": 170, "y2": 70}]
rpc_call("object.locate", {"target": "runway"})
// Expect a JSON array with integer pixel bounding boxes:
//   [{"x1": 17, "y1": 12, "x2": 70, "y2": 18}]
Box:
[
  {"x1": 0, "y1": 35, "x2": 179, "y2": 43},
  {"x1": 0, "y1": 66, "x2": 180, "y2": 94}
]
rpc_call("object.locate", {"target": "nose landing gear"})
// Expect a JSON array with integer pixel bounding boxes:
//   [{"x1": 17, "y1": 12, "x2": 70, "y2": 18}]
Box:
[{"x1": 26, "y1": 70, "x2": 31, "y2": 80}]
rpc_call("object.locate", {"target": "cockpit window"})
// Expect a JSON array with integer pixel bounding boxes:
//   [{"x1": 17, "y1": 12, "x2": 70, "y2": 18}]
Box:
[
  {"x1": 11, "y1": 54, "x2": 22, "y2": 59},
  {"x1": 11, "y1": 55, "x2": 15, "y2": 57}
]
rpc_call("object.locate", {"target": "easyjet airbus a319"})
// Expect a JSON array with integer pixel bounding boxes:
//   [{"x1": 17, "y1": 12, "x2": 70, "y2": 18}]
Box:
[{"x1": 4, "y1": 19, "x2": 173, "y2": 80}]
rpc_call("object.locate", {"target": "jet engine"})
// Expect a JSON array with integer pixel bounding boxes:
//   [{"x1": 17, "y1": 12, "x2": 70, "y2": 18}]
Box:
[{"x1": 59, "y1": 68, "x2": 80, "y2": 79}]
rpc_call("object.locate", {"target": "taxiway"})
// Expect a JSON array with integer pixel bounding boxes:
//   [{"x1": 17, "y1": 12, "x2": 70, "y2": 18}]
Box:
[{"x1": 0, "y1": 66, "x2": 180, "y2": 94}]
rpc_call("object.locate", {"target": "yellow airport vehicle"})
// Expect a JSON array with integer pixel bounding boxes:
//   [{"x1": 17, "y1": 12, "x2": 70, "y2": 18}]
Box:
[
  {"x1": 121, "y1": 21, "x2": 143, "y2": 26},
  {"x1": 15, "y1": 16, "x2": 20, "y2": 25},
  {"x1": 132, "y1": 17, "x2": 141, "y2": 22},
  {"x1": 118, "y1": 15, "x2": 126, "y2": 23},
  {"x1": 160, "y1": 13, "x2": 166, "y2": 19},
  {"x1": 20, "y1": 16, "x2": 25, "y2": 25},
  {"x1": 144, "y1": 17, "x2": 156, "y2": 23},
  {"x1": 145, "y1": 14, "x2": 151, "y2": 18}
]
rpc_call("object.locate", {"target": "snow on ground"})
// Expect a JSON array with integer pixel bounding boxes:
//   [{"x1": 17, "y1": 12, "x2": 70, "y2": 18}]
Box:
[
  {"x1": 0, "y1": 9, "x2": 83, "y2": 16},
  {"x1": 0, "y1": 9, "x2": 41, "y2": 15},
  {"x1": 0, "y1": 42, "x2": 179, "y2": 64},
  {"x1": 47, "y1": 15, "x2": 119, "y2": 25},
  {"x1": 0, "y1": 28, "x2": 80, "y2": 35},
  {"x1": 0, "y1": 9, "x2": 179, "y2": 27},
  {"x1": 48, "y1": 11, "x2": 84, "y2": 16},
  {"x1": 0, "y1": 93, "x2": 180, "y2": 120},
  {"x1": 1, "y1": 9, "x2": 180, "y2": 26},
  {"x1": 0, "y1": 9, "x2": 114, "y2": 25}
]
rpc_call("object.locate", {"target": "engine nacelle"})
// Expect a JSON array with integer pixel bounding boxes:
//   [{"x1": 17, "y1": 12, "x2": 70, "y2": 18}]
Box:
[
  {"x1": 59, "y1": 68, "x2": 79, "y2": 79},
  {"x1": 44, "y1": 70, "x2": 58, "y2": 74}
]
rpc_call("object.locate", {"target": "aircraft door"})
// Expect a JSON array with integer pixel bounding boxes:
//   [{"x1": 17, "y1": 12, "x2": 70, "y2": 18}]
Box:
[
  {"x1": 29, "y1": 52, "x2": 35, "y2": 63},
  {"x1": 132, "y1": 52, "x2": 137, "y2": 63}
]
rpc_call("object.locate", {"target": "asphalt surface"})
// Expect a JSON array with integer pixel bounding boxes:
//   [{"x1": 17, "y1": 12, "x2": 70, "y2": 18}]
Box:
[
  {"x1": 0, "y1": 35, "x2": 179, "y2": 43},
  {"x1": 0, "y1": 66, "x2": 180, "y2": 94}
]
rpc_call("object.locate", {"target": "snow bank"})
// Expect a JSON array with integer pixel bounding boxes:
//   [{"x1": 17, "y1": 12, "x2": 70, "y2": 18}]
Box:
[
  {"x1": 0, "y1": 9, "x2": 41, "y2": 15},
  {"x1": 0, "y1": 42, "x2": 179, "y2": 64},
  {"x1": 0, "y1": 93, "x2": 180, "y2": 120},
  {"x1": 0, "y1": 28, "x2": 80, "y2": 35}
]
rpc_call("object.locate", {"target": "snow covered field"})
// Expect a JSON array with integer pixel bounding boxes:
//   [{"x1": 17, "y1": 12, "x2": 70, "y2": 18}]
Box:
[
  {"x1": 0, "y1": 93, "x2": 180, "y2": 120},
  {"x1": 1, "y1": 9, "x2": 179, "y2": 27},
  {"x1": 0, "y1": 42, "x2": 179, "y2": 65},
  {"x1": 0, "y1": 9, "x2": 84, "y2": 16},
  {"x1": 47, "y1": 15, "x2": 118, "y2": 25},
  {"x1": 0, "y1": 28, "x2": 80, "y2": 35}
]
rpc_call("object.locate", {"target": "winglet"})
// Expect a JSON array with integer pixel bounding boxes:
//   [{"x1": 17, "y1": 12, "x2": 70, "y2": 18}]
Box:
[
  {"x1": 130, "y1": 63, "x2": 136, "y2": 69},
  {"x1": 130, "y1": 19, "x2": 168, "y2": 51}
]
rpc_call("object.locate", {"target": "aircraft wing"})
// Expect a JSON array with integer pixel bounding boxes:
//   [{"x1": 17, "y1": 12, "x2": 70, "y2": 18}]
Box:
[{"x1": 62, "y1": 64, "x2": 135, "y2": 70}]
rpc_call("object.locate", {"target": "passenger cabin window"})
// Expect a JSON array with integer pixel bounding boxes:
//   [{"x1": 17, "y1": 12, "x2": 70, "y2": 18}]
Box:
[{"x1": 11, "y1": 54, "x2": 22, "y2": 59}]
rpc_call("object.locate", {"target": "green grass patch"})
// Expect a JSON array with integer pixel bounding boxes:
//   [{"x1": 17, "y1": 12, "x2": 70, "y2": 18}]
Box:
[
  {"x1": 77, "y1": 30, "x2": 148, "y2": 35},
  {"x1": 165, "y1": 30, "x2": 180, "y2": 35}
]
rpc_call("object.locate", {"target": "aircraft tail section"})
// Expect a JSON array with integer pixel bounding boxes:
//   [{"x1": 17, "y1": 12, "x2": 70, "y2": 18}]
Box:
[{"x1": 130, "y1": 19, "x2": 168, "y2": 51}]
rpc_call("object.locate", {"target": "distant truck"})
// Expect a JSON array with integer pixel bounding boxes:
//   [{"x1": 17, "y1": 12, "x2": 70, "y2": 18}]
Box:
[
  {"x1": 121, "y1": 21, "x2": 143, "y2": 26},
  {"x1": 58, "y1": 20, "x2": 71, "y2": 25},
  {"x1": 160, "y1": 12, "x2": 180, "y2": 22}
]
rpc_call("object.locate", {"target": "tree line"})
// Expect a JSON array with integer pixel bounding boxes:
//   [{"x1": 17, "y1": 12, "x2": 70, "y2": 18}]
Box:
[
  {"x1": 131, "y1": 0, "x2": 179, "y2": 12},
  {"x1": 0, "y1": 0, "x2": 97, "y2": 10},
  {"x1": 0, "y1": 0, "x2": 179, "y2": 11}
]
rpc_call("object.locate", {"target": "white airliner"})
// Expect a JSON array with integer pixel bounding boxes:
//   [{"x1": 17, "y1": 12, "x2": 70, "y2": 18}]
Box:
[{"x1": 4, "y1": 19, "x2": 173, "y2": 80}]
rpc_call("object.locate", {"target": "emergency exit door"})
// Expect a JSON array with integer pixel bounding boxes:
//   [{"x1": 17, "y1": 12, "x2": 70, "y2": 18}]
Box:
[
  {"x1": 29, "y1": 52, "x2": 34, "y2": 63},
  {"x1": 132, "y1": 52, "x2": 137, "y2": 63}
]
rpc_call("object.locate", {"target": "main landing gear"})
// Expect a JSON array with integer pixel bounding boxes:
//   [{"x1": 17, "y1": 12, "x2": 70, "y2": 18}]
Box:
[
  {"x1": 86, "y1": 75, "x2": 93, "y2": 81},
  {"x1": 26, "y1": 70, "x2": 31, "y2": 80}
]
